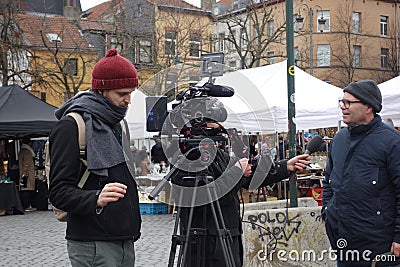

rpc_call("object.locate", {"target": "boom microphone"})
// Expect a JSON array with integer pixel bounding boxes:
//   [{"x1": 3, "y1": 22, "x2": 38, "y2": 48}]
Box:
[
  {"x1": 304, "y1": 135, "x2": 324, "y2": 155},
  {"x1": 204, "y1": 83, "x2": 235, "y2": 97}
]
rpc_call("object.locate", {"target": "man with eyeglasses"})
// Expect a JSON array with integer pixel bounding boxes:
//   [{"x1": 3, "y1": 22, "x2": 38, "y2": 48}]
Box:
[{"x1": 322, "y1": 80, "x2": 400, "y2": 266}]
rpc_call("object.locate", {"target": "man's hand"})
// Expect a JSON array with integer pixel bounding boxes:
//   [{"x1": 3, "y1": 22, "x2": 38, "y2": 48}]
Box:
[
  {"x1": 96, "y1": 182, "x2": 127, "y2": 207},
  {"x1": 391, "y1": 242, "x2": 400, "y2": 257},
  {"x1": 235, "y1": 158, "x2": 252, "y2": 176},
  {"x1": 286, "y1": 154, "x2": 311, "y2": 172}
]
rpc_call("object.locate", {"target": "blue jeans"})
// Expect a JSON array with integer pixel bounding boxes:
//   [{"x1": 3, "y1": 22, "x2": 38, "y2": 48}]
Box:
[{"x1": 67, "y1": 239, "x2": 135, "y2": 267}]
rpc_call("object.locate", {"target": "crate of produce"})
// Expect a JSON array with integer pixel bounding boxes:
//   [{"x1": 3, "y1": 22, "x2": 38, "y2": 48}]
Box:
[{"x1": 139, "y1": 203, "x2": 168, "y2": 215}]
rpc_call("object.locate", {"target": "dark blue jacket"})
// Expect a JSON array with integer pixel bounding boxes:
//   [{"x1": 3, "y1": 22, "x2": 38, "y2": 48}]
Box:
[{"x1": 322, "y1": 115, "x2": 400, "y2": 266}]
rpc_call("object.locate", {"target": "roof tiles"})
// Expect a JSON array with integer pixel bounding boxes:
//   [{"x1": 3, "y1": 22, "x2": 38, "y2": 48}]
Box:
[{"x1": 14, "y1": 13, "x2": 92, "y2": 50}]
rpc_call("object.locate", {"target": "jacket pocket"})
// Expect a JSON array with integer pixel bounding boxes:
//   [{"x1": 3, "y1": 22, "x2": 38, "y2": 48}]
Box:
[{"x1": 350, "y1": 167, "x2": 379, "y2": 200}]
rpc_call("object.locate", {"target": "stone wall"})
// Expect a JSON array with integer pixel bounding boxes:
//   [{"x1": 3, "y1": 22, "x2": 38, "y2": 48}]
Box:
[{"x1": 242, "y1": 199, "x2": 334, "y2": 266}]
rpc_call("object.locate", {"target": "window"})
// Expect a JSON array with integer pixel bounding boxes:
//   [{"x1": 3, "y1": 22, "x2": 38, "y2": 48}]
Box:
[
  {"x1": 134, "y1": 4, "x2": 142, "y2": 17},
  {"x1": 218, "y1": 33, "x2": 225, "y2": 51},
  {"x1": 240, "y1": 27, "x2": 246, "y2": 48},
  {"x1": 189, "y1": 33, "x2": 201, "y2": 58},
  {"x1": 317, "y1": 44, "x2": 330, "y2": 66},
  {"x1": 352, "y1": 12, "x2": 361, "y2": 33},
  {"x1": 165, "y1": 31, "x2": 176, "y2": 56},
  {"x1": 380, "y1": 16, "x2": 388, "y2": 36},
  {"x1": 46, "y1": 33, "x2": 62, "y2": 43},
  {"x1": 317, "y1": 11, "x2": 330, "y2": 32},
  {"x1": 229, "y1": 29, "x2": 236, "y2": 50},
  {"x1": 229, "y1": 61, "x2": 236, "y2": 69},
  {"x1": 353, "y1": 45, "x2": 361, "y2": 67},
  {"x1": 139, "y1": 40, "x2": 151, "y2": 63},
  {"x1": 381, "y1": 48, "x2": 389, "y2": 69},
  {"x1": 267, "y1": 52, "x2": 274, "y2": 64},
  {"x1": 110, "y1": 36, "x2": 122, "y2": 53},
  {"x1": 268, "y1": 20, "x2": 274, "y2": 38},
  {"x1": 64, "y1": 58, "x2": 78, "y2": 76}
]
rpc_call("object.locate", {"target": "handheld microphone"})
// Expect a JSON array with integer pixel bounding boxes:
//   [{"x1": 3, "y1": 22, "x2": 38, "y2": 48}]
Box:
[
  {"x1": 304, "y1": 135, "x2": 324, "y2": 155},
  {"x1": 288, "y1": 135, "x2": 325, "y2": 182},
  {"x1": 204, "y1": 83, "x2": 235, "y2": 97}
]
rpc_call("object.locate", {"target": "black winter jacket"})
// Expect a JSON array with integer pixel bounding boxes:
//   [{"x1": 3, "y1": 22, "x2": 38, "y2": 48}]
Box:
[
  {"x1": 49, "y1": 116, "x2": 141, "y2": 242},
  {"x1": 171, "y1": 149, "x2": 291, "y2": 237},
  {"x1": 322, "y1": 115, "x2": 400, "y2": 266}
]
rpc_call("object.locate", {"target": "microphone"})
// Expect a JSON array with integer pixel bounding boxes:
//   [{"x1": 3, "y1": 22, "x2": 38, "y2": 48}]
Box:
[
  {"x1": 204, "y1": 83, "x2": 235, "y2": 97},
  {"x1": 304, "y1": 135, "x2": 324, "y2": 155},
  {"x1": 287, "y1": 135, "x2": 325, "y2": 182}
]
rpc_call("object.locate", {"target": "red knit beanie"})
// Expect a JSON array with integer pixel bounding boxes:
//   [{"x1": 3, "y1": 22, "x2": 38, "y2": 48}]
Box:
[{"x1": 92, "y1": 48, "x2": 138, "y2": 90}]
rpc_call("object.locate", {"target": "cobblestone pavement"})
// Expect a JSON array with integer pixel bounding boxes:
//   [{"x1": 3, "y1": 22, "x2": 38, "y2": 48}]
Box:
[{"x1": 0, "y1": 211, "x2": 176, "y2": 267}]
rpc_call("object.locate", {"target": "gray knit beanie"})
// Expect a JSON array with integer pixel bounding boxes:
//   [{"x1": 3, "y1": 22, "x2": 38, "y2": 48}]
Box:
[{"x1": 343, "y1": 80, "x2": 382, "y2": 113}]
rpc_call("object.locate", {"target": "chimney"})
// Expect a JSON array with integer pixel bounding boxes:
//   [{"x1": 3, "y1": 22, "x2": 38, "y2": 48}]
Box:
[
  {"x1": 63, "y1": 0, "x2": 81, "y2": 20},
  {"x1": 201, "y1": 0, "x2": 216, "y2": 11}
]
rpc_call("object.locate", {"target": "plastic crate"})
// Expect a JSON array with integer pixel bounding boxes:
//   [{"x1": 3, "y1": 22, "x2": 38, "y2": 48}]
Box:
[{"x1": 139, "y1": 203, "x2": 168, "y2": 215}]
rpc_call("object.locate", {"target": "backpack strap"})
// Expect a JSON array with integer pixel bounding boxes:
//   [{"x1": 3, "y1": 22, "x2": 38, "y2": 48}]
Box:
[
  {"x1": 77, "y1": 160, "x2": 90, "y2": 188},
  {"x1": 66, "y1": 112, "x2": 89, "y2": 188},
  {"x1": 67, "y1": 112, "x2": 86, "y2": 156}
]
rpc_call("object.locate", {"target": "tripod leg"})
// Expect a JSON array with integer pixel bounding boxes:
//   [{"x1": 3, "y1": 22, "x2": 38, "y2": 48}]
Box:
[
  {"x1": 210, "y1": 186, "x2": 236, "y2": 263},
  {"x1": 169, "y1": 187, "x2": 184, "y2": 267},
  {"x1": 206, "y1": 184, "x2": 236, "y2": 267},
  {"x1": 181, "y1": 179, "x2": 201, "y2": 267}
]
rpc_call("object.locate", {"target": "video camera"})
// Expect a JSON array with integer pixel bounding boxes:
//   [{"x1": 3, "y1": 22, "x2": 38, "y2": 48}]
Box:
[{"x1": 145, "y1": 52, "x2": 235, "y2": 157}]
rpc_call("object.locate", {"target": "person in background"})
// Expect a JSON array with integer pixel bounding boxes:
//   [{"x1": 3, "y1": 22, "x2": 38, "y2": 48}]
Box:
[
  {"x1": 277, "y1": 135, "x2": 287, "y2": 159},
  {"x1": 139, "y1": 146, "x2": 149, "y2": 175},
  {"x1": 322, "y1": 80, "x2": 400, "y2": 266},
  {"x1": 49, "y1": 48, "x2": 141, "y2": 266},
  {"x1": 384, "y1": 118, "x2": 395, "y2": 128},
  {"x1": 0, "y1": 141, "x2": 5, "y2": 178},
  {"x1": 130, "y1": 146, "x2": 139, "y2": 175},
  {"x1": 150, "y1": 138, "x2": 168, "y2": 166},
  {"x1": 6, "y1": 141, "x2": 19, "y2": 186},
  {"x1": 18, "y1": 137, "x2": 37, "y2": 211}
]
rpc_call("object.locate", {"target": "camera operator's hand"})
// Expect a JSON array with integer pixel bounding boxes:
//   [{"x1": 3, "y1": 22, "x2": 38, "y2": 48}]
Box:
[
  {"x1": 235, "y1": 158, "x2": 252, "y2": 176},
  {"x1": 286, "y1": 155, "x2": 310, "y2": 172}
]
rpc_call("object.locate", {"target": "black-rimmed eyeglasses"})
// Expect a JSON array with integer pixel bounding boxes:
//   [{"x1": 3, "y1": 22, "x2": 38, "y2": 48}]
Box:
[{"x1": 338, "y1": 99, "x2": 363, "y2": 109}]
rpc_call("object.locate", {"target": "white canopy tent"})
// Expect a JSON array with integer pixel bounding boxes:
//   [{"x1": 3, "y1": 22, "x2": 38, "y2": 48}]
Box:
[
  {"x1": 378, "y1": 76, "x2": 400, "y2": 127},
  {"x1": 126, "y1": 60, "x2": 344, "y2": 138},
  {"x1": 125, "y1": 90, "x2": 154, "y2": 139},
  {"x1": 208, "y1": 60, "x2": 343, "y2": 133}
]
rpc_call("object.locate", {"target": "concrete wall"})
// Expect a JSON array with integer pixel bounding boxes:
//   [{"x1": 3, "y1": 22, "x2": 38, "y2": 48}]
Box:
[{"x1": 242, "y1": 199, "x2": 334, "y2": 266}]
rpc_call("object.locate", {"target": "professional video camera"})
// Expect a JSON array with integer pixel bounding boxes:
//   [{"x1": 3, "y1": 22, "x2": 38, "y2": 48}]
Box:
[{"x1": 145, "y1": 52, "x2": 236, "y2": 159}]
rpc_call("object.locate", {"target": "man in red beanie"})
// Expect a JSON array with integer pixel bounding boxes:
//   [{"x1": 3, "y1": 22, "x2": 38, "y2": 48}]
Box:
[{"x1": 49, "y1": 49, "x2": 141, "y2": 266}]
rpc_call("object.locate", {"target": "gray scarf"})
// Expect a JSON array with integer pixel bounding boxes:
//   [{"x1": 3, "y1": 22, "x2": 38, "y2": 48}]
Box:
[{"x1": 55, "y1": 90, "x2": 127, "y2": 176}]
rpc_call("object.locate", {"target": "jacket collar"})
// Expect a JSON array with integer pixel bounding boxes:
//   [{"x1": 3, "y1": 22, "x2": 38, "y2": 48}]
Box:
[{"x1": 349, "y1": 114, "x2": 381, "y2": 137}]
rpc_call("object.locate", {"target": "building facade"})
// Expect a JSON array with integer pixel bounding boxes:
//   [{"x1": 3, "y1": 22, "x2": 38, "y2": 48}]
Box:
[
  {"x1": 213, "y1": 0, "x2": 400, "y2": 87},
  {"x1": 1, "y1": 0, "x2": 97, "y2": 107}
]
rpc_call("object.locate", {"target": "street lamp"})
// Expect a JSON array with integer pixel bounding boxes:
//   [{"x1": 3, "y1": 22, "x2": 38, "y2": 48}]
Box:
[{"x1": 295, "y1": 4, "x2": 326, "y2": 75}]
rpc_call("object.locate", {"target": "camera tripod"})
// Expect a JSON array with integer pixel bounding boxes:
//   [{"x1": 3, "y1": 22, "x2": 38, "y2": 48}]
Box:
[{"x1": 168, "y1": 174, "x2": 236, "y2": 267}]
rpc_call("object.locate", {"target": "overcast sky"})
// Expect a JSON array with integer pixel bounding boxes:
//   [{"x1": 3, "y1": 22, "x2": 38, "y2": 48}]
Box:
[
  {"x1": 81, "y1": 0, "x2": 110, "y2": 11},
  {"x1": 81, "y1": 0, "x2": 200, "y2": 11}
]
